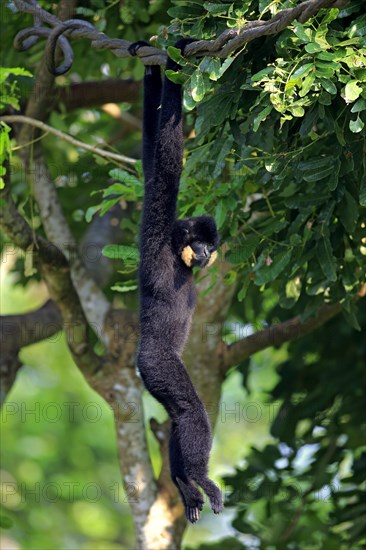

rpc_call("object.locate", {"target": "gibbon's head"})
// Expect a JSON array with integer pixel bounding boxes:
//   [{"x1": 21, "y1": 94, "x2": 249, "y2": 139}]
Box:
[{"x1": 173, "y1": 215, "x2": 219, "y2": 268}]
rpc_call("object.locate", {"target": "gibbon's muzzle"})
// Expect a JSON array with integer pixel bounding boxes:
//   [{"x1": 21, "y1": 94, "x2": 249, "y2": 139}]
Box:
[{"x1": 181, "y1": 245, "x2": 218, "y2": 268}]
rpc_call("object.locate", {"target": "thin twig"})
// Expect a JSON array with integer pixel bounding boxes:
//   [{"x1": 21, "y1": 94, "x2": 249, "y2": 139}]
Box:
[{"x1": 1, "y1": 115, "x2": 136, "y2": 164}]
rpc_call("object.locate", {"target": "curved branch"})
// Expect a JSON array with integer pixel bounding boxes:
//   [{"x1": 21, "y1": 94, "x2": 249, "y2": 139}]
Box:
[
  {"x1": 221, "y1": 288, "x2": 365, "y2": 372},
  {"x1": 0, "y1": 300, "x2": 62, "y2": 402},
  {"x1": 1, "y1": 115, "x2": 136, "y2": 165},
  {"x1": 13, "y1": 0, "x2": 347, "y2": 71},
  {"x1": 0, "y1": 300, "x2": 62, "y2": 352}
]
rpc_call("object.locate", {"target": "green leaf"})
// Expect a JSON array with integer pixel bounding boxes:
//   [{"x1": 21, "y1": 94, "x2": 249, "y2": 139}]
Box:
[
  {"x1": 342, "y1": 301, "x2": 361, "y2": 331},
  {"x1": 111, "y1": 282, "x2": 138, "y2": 293},
  {"x1": 167, "y1": 46, "x2": 184, "y2": 64},
  {"x1": 303, "y1": 166, "x2": 334, "y2": 182},
  {"x1": 237, "y1": 272, "x2": 251, "y2": 302},
  {"x1": 351, "y1": 98, "x2": 366, "y2": 113},
  {"x1": 349, "y1": 115, "x2": 364, "y2": 133},
  {"x1": 102, "y1": 244, "x2": 139, "y2": 263},
  {"x1": 167, "y1": 5, "x2": 202, "y2": 18},
  {"x1": 217, "y1": 57, "x2": 235, "y2": 78},
  {"x1": 208, "y1": 59, "x2": 222, "y2": 81},
  {"x1": 85, "y1": 205, "x2": 101, "y2": 222},
  {"x1": 190, "y1": 71, "x2": 205, "y2": 102},
  {"x1": 109, "y1": 169, "x2": 141, "y2": 187},
  {"x1": 251, "y1": 67, "x2": 275, "y2": 83},
  {"x1": 360, "y1": 177, "x2": 366, "y2": 206},
  {"x1": 291, "y1": 63, "x2": 313, "y2": 79},
  {"x1": 183, "y1": 88, "x2": 196, "y2": 111},
  {"x1": 343, "y1": 80, "x2": 362, "y2": 103},
  {"x1": 0, "y1": 66, "x2": 32, "y2": 78},
  {"x1": 297, "y1": 157, "x2": 333, "y2": 172},
  {"x1": 203, "y1": 2, "x2": 229, "y2": 15},
  {"x1": 289, "y1": 105, "x2": 305, "y2": 117},
  {"x1": 305, "y1": 43, "x2": 322, "y2": 53},
  {"x1": 99, "y1": 197, "x2": 120, "y2": 216},
  {"x1": 293, "y1": 24, "x2": 311, "y2": 43},
  {"x1": 348, "y1": 14, "x2": 366, "y2": 38},
  {"x1": 226, "y1": 236, "x2": 260, "y2": 264},
  {"x1": 319, "y1": 79, "x2": 337, "y2": 94},
  {"x1": 253, "y1": 105, "x2": 272, "y2": 132},
  {"x1": 200, "y1": 92, "x2": 233, "y2": 131},
  {"x1": 339, "y1": 190, "x2": 359, "y2": 233},
  {"x1": 254, "y1": 249, "x2": 292, "y2": 285},
  {"x1": 215, "y1": 202, "x2": 227, "y2": 229},
  {"x1": 317, "y1": 237, "x2": 337, "y2": 282},
  {"x1": 165, "y1": 69, "x2": 186, "y2": 85},
  {"x1": 285, "y1": 193, "x2": 330, "y2": 208},
  {"x1": 299, "y1": 73, "x2": 315, "y2": 96}
]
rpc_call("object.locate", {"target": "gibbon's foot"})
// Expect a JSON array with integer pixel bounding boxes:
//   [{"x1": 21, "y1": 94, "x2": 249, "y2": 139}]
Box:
[
  {"x1": 195, "y1": 477, "x2": 223, "y2": 515},
  {"x1": 176, "y1": 477, "x2": 204, "y2": 523},
  {"x1": 211, "y1": 491, "x2": 224, "y2": 515},
  {"x1": 128, "y1": 40, "x2": 150, "y2": 57},
  {"x1": 186, "y1": 504, "x2": 200, "y2": 524}
]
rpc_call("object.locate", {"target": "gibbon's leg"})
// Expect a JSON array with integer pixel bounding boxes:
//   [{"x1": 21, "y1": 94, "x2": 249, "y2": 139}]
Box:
[
  {"x1": 169, "y1": 421, "x2": 204, "y2": 523},
  {"x1": 138, "y1": 348, "x2": 223, "y2": 515},
  {"x1": 177, "y1": 407, "x2": 223, "y2": 514}
]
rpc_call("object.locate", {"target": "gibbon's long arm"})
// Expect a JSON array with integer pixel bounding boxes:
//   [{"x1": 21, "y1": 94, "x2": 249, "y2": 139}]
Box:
[
  {"x1": 141, "y1": 54, "x2": 184, "y2": 245},
  {"x1": 142, "y1": 65, "x2": 162, "y2": 185}
]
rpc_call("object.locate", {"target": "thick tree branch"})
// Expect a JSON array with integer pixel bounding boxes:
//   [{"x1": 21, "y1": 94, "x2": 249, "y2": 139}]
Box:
[
  {"x1": 13, "y1": 0, "x2": 347, "y2": 72},
  {"x1": 26, "y1": 146, "x2": 112, "y2": 345},
  {"x1": 57, "y1": 80, "x2": 141, "y2": 111},
  {"x1": 220, "y1": 294, "x2": 366, "y2": 373},
  {"x1": 1, "y1": 115, "x2": 136, "y2": 165},
  {"x1": 1, "y1": 299, "x2": 62, "y2": 352},
  {"x1": 0, "y1": 300, "x2": 61, "y2": 402}
]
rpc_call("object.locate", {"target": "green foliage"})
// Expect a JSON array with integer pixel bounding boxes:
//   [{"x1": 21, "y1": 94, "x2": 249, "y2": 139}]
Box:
[
  {"x1": 224, "y1": 308, "x2": 366, "y2": 548},
  {"x1": 0, "y1": 67, "x2": 32, "y2": 111},
  {"x1": 0, "y1": 67, "x2": 32, "y2": 188},
  {"x1": 0, "y1": 123, "x2": 11, "y2": 189},
  {"x1": 102, "y1": 244, "x2": 139, "y2": 275},
  {"x1": 171, "y1": 0, "x2": 366, "y2": 318},
  {"x1": 86, "y1": 167, "x2": 143, "y2": 222}
]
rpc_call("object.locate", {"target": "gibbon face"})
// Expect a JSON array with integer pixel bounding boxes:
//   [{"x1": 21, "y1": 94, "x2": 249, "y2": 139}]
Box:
[{"x1": 173, "y1": 215, "x2": 219, "y2": 268}]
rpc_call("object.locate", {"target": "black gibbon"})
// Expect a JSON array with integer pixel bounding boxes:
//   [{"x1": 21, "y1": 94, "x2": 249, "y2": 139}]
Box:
[{"x1": 129, "y1": 39, "x2": 222, "y2": 523}]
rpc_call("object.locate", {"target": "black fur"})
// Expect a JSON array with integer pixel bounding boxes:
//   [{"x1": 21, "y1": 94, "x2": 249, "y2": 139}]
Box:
[{"x1": 131, "y1": 39, "x2": 222, "y2": 522}]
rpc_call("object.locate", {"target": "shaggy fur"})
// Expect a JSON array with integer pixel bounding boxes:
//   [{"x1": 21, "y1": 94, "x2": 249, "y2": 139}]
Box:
[{"x1": 129, "y1": 39, "x2": 222, "y2": 523}]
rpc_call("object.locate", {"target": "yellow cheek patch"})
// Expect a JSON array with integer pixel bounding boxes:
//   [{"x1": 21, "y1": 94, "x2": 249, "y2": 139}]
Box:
[
  {"x1": 207, "y1": 250, "x2": 218, "y2": 267},
  {"x1": 181, "y1": 245, "x2": 196, "y2": 267}
]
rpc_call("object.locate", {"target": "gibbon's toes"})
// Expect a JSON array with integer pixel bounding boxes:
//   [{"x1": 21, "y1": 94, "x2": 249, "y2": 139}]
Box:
[
  {"x1": 128, "y1": 40, "x2": 150, "y2": 57},
  {"x1": 186, "y1": 505, "x2": 200, "y2": 524},
  {"x1": 210, "y1": 494, "x2": 224, "y2": 515},
  {"x1": 176, "y1": 477, "x2": 204, "y2": 519}
]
